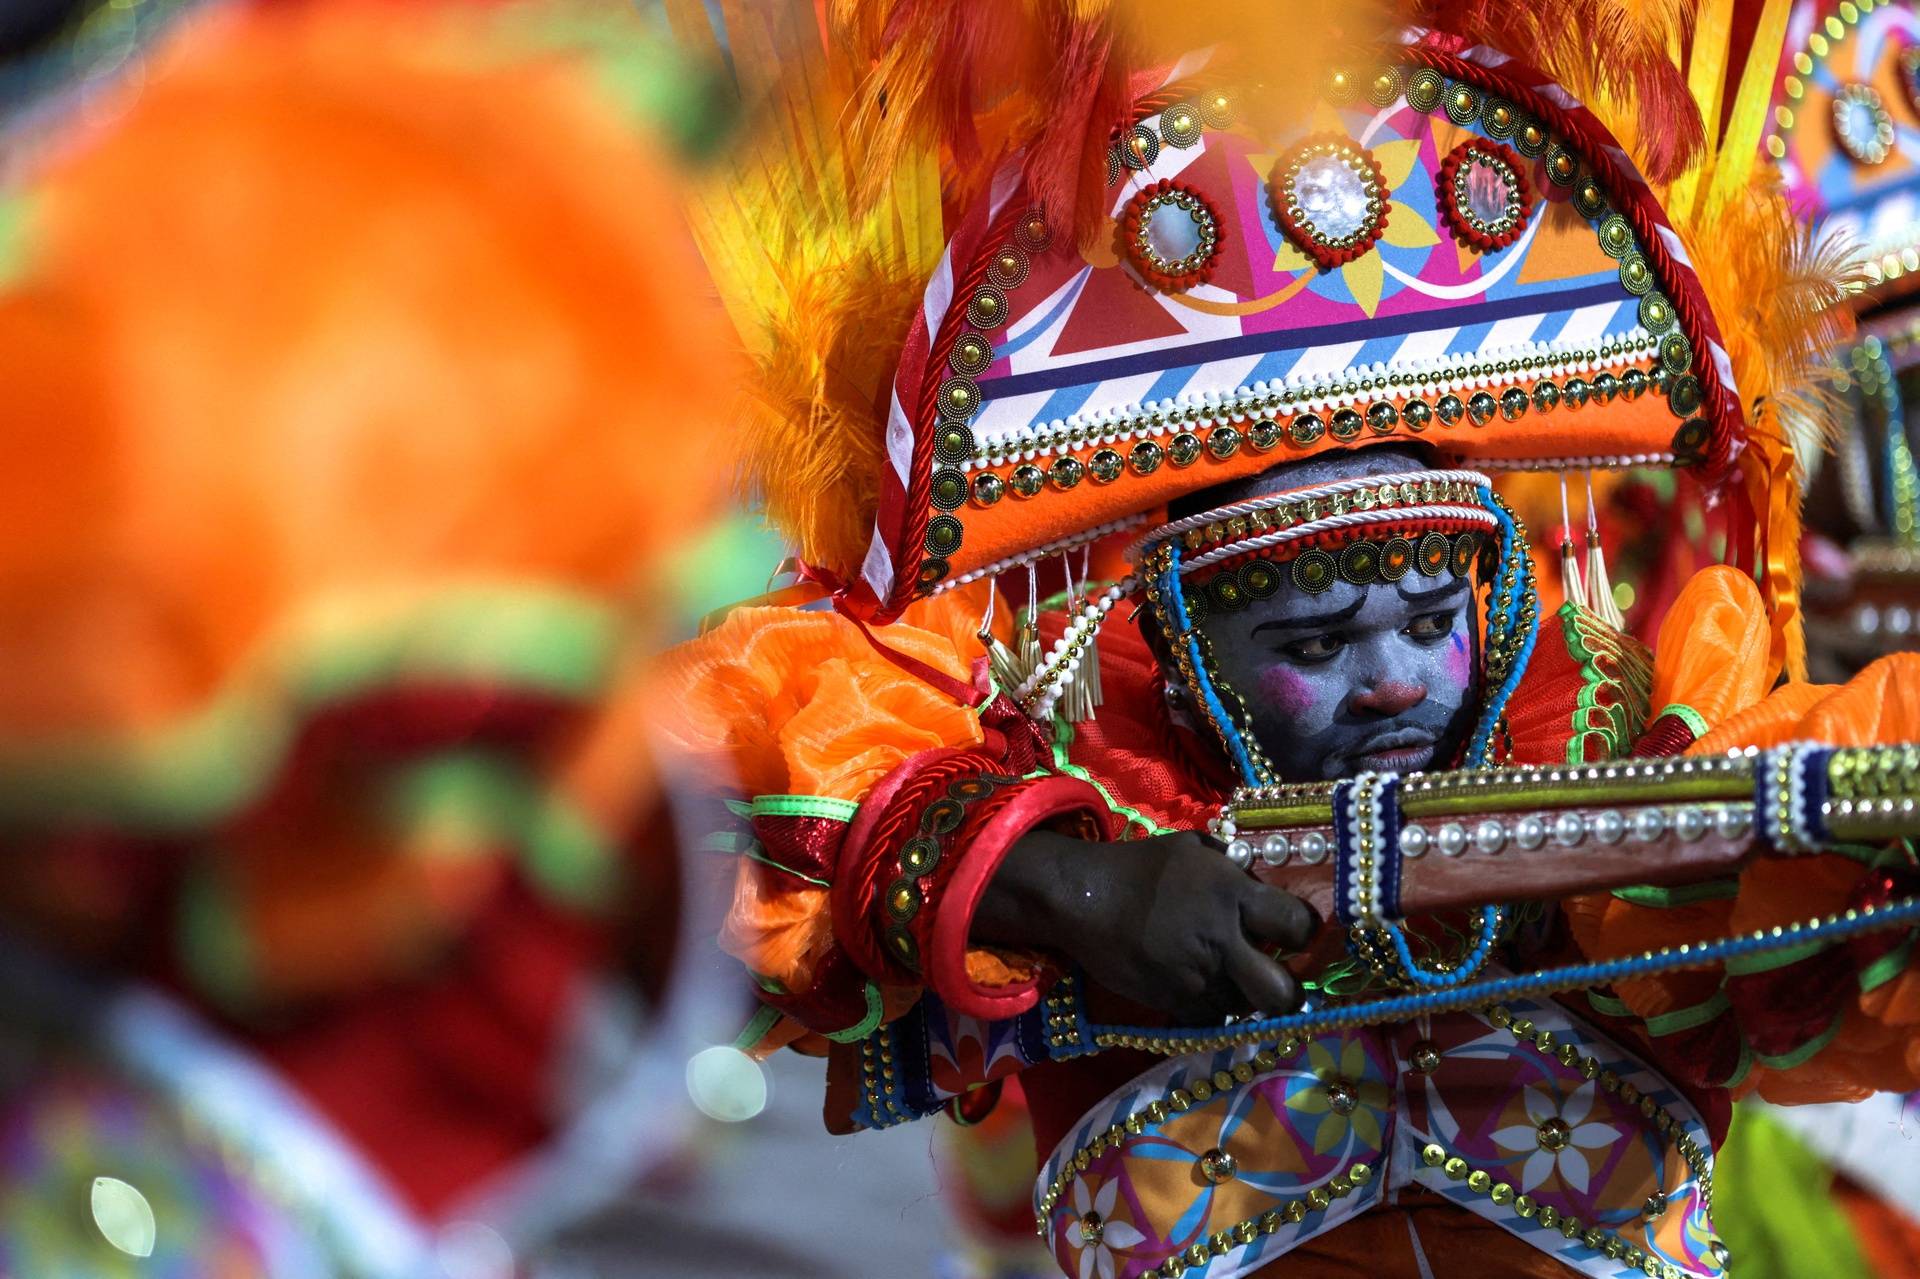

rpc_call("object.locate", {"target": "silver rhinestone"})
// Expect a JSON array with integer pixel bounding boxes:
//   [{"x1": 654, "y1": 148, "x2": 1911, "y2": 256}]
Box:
[
  {"x1": 1436, "y1": 823, "x2": 1469, "y2": 857},
  {"x1": 1259, "y1": 833, "x2": 1292, "y2": 865},
  {"x1": 1401, "y1": 824, "x2": 1429, "y2": 858},
  {"x1": 1226, "y1": 839, "x2": 1254, "y2": 868},
  {"x1": 1591, "y1": 810, "x2": 1627, "y2": 845},
  {"x1": 1552, "y1": 812, "x2": 1586, "y2": 847},
  {"x1": 1891, "y1": 606, "x2": 1914, "y2": 635},
  {"x1": 1514, "y1": 815, "x2": 1547, "y2": 850},
  {"x1": 1713, "y1": 806, "x2": 1751, "y2": 840},
  {"x1": 1673, "y1": 807, "x2": 1709, "y2": 842},
  {"x1": 1298, "y1": 832, "x2": 1329, "y2": 864},
  {"x1": 1473, "y1": 820, "x2": 1507, "y2": 855},
  {"x1": 1631, "y1": 808, "x2": 1667, "y2": 842}
]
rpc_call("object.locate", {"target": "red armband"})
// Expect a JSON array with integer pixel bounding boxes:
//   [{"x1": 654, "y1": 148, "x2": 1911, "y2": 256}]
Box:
[{"x1": 832, "y1": 748, "x2": 1115, "y2": 1017}]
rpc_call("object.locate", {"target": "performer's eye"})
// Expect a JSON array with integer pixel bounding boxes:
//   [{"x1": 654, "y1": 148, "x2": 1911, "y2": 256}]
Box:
[
  {"x1": 1404, "y1": 610, "x2": 1456, "y2": 642},
  {"x1": 1280, "y1": 633, "x2": 1345, "y2": 664}
]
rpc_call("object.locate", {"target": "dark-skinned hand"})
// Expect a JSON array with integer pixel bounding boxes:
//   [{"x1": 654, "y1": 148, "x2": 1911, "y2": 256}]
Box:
[{"x1": 972, "y1": 828, "x2": 1317, "y2": 1021}]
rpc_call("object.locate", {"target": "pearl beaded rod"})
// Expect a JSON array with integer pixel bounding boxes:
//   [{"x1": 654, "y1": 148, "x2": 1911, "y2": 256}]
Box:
[{"x1": 1013, "y1": 578, "x2": 1134, "y2": 708}]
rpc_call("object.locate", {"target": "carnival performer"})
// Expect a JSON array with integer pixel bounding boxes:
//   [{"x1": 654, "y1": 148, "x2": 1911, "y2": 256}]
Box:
[
  {"x1": 664, "y1": 1, "x2": 1920, "y2": 1276},
  {"x1": 0, "y1": 2, "x2": 745, "y2": 1272}
]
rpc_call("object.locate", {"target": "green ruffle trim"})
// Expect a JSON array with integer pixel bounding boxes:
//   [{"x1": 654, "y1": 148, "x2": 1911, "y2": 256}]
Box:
[
  {"x1": 750, "y1": 794, "x2": 860, "y2": 823},
  {"x1": 1558, "y1": 603, "x2": 1653, "y2": 765},
  {"x1": 1751, "y1": 1012, "x2": 1846, "y2": 1072},
  {"x1": 1652, "y1": 702, "x2": 1710, "y2": 739},
  {"x1": 1610, "y1": 878, "x2": 1741, "y2": 907}
]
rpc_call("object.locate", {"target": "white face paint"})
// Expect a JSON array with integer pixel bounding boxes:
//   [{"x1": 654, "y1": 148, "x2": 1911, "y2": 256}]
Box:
[
  {"x1": 1199, "y1": 565, "x2": 1480, "y2": 782},
  {"x1": 1159, "y1": 447, "x2": 1484, "y2": 783}
]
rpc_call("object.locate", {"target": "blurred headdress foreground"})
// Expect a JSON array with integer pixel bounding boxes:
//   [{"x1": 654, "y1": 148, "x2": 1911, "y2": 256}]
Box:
[{"x1": 0, "y1": 1, "x2": 748, "y2": 1272}]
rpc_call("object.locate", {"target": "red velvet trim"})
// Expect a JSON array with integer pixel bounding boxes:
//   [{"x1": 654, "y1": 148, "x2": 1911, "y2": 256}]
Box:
[
  {"x1": 833, "y1": 747, "x2": 974, "y2": 982},
  {"x1": 1726, "y1": 942, "x2": 1857, "y2": 1058},
  {"x1": 1629, "y1": 712, "x2": 1698, "y2": 758},
  {"x1": 751, "y1": 814, "x2": 849, "y2": 885},
  {"x1": 928, "y1": 775, "x2": 1117, "y2": 1019}
]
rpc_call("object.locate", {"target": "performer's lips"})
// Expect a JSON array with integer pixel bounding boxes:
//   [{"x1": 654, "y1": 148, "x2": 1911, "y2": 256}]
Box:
[{"x1": 1352, "y1": 730, "x2": 1436, "y2": 772}]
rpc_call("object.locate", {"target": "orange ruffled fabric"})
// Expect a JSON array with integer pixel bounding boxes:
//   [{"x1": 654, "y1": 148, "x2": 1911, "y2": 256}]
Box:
[
  {"x1": 1567, "y1": 567, "x2": 1920, "y2": 1100},
  {"x1": 1646, "y1": 565, "x2": 1774, "y2": 726},
  {"x1": 658, "y1": 582, "x2": 1001, "y2": 990}
]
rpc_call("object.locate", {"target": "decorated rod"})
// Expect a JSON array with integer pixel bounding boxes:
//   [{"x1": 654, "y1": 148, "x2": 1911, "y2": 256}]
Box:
[{"x1": 1212, "y1": 743, "x2": 1920, "y2": 924}]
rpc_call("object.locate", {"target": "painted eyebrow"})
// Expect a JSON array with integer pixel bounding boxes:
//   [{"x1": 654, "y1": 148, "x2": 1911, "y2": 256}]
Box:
[
  {"x1": 1397, "y1": 577, "x2": 1471, "y2": 608},
  {"x1": 1250, "y1": 596, "x2": 1366, "y2": 634}
]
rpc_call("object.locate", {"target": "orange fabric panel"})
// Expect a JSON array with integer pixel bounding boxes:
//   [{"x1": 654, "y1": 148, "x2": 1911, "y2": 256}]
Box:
[
  {"x1": 1579, "y1": 639, "x2": 1920, "y2": 1100},
  {"x1": 1689, "y1": 681, "x2": 1835, "y2": 754},
  {"x1": 1648, "y1": 565, "x2": 1771, "y2": 725},
  {"x1": 1795, "y1": 653, "x2": 1920, "y2": 745},
  {"x1": 657, "y1": 582, "x2": 993, "y2": 801}
]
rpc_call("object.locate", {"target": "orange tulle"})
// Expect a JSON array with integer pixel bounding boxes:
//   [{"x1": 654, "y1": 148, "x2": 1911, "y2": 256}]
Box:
[
  {"x1": 1646, "y1": 565, "x2": 1773, "y2": 724},
  {"x1": 1569, "y1": 619, "x2": 1920, "y2": 1100},
  {"x1": 661, "y1": 583, "x2": 999, "y2": 987},
  {"x1": 658, "y1": 582, "x2": 995, "y2": 800}
]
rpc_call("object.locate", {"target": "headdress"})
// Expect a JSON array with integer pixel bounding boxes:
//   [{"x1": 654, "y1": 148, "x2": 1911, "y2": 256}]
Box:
[
  {"x1": 685, "y1": 1, "x2": 1850, "y2": 771},
  {"x1": 1763, "y1": 0, "x2": 1920, "y2": 665}
]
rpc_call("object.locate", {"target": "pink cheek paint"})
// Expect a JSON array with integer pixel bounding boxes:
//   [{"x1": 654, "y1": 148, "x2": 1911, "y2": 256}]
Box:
[
  {"x1": 1444, "y1": 629, "x2": 1472, "y2": 688},
  {"x1": 1257, "y1": 664, "x2": 1317, "y2": 720}
]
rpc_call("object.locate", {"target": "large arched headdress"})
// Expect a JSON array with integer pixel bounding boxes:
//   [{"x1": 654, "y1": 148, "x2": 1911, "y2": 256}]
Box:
[{"x1": 690, "y1": 1, "x2": 1843, "y2": 759}]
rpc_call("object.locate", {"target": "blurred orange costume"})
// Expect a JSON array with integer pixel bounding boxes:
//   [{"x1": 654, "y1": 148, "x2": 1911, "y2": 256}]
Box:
[{"x1": 0, "y1": 2, "x2": 738, "y2": 1271}]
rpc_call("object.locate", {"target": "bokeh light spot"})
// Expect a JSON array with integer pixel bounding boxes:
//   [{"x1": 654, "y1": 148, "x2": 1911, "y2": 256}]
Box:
[
  {"x1": 90, "y1": 1176, "x2": 155, "y2": 1258},
  {"x1": 686, "y1": 1044, "x2": 768, "y2": 1122}
]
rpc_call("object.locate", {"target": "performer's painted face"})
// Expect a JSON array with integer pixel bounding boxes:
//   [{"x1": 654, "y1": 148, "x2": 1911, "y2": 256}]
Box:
[{"x1": 1179, "y1": 448, "x2": 1481, "y2": 782}]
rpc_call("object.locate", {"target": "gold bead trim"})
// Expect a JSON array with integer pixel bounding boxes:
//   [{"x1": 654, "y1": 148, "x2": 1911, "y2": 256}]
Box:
[
  {"x1": 1035, "y1": 1041, "x2": 1295, "y2": 1230},
  {"x1": 962, "y1": 345, "x2": 1659, "y2": 478},
  {"x1": 1410, "y1": 1006, "x2": 1717, "y2": 1278},
  {"x1": 1036, "y1": 1038, "x2": 1379, "y2": 1275}
]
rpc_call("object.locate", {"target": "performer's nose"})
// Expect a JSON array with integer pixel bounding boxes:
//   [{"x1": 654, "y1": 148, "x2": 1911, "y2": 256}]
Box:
[{"x1": 1350, "y1": 678, "x2": 1426, "y2": 717}]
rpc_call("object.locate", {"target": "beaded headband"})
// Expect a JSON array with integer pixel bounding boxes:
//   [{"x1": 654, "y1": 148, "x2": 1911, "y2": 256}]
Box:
[{"x1": 1125, "y1": 468, "x2": 1495, "y2": 578}]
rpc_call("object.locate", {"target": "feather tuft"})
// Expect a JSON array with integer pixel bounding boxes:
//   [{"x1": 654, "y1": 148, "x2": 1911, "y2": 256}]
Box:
[{"x1": 1417, "y1": 0, "x2": 1705, "y2": 181}]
